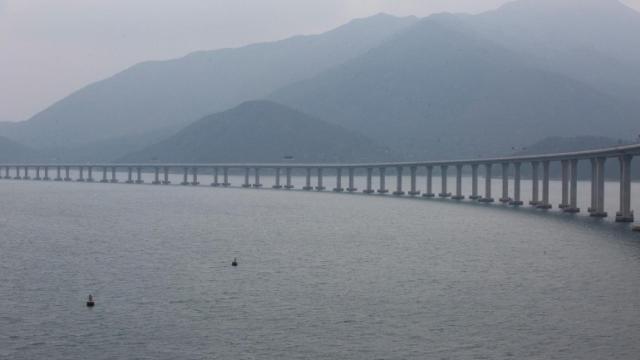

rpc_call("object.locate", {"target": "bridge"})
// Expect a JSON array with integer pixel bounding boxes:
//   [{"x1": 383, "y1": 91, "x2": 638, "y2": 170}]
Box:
[{"x1": 2, "y1": 144, "x2": 639, "y2": 230}]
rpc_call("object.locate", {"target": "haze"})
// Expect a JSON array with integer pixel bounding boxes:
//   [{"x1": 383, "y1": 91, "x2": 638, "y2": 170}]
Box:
[{"x1": 1, "y1": 0, "x2": 637, "y2": 123}]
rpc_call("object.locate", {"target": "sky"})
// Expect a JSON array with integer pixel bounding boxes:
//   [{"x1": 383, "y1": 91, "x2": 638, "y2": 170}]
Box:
[{"x1": 1, "y1": 0, "x2": 639, "y2": 122}]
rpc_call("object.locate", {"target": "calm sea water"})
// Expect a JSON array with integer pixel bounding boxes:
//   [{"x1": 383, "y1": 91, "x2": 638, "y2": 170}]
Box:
[{"x1": 1, "y1": 179, "x2": 639, "y2": 359}]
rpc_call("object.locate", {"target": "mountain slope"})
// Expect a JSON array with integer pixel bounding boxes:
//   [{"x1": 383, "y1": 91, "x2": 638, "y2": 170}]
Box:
[
  {"x1": 0, "y1": 136, "x2": 38, "y2": 163},
  {"x1": 119, "y1": 101, "x2": 393, "y2": 163},
  {"x1": 1, "y1": 14, "x2": 417, "y2": 149},
  {"x1": 271, "y1": 14, "x2": 639, "y2": 160}
]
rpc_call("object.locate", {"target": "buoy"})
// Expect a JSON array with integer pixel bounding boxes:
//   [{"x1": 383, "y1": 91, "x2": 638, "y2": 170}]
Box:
[
  {"x1": 86, "y1": 294, "x2": 95, "y2": 307},
  {"x1": 232, "y1": 258, "x2": 238, "y2": 267}
]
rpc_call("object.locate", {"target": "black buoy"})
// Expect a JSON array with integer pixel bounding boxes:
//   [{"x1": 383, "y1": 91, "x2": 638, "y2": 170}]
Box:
[
  {"x1": 86, "y1": 294, "x2": 95, "y2": 307},
  {"x1": 232, "y1": 258, "x2": 238, "y2": 267}
]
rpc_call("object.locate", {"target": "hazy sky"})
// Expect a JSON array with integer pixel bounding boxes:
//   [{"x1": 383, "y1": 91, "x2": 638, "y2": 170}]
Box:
[{"x1": 1, "y1": 0, "x2": 639, "y2": 122}]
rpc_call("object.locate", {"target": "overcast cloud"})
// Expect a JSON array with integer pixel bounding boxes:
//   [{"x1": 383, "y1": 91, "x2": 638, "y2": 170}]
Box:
[{"x1": 1, "y1": 0, "x2": 639, "y2": 121}]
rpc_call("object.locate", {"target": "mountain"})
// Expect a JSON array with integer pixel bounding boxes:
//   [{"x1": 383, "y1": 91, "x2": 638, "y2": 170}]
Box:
[
  {"x1": 0, "y1": 136, "x2": 38, "y2": 163},
  {"x1": 119, "y1": 101, "x2": 393, "y2": 163},
  {"x1": 271, "y1": 14, "x2": 640, "y2": 160},
  {"x1": 1, "y1": 14, "x2": 417, "y2": 149},
  {"x1": 469, "y1": 0, "x2": 640, "y2": 101}
]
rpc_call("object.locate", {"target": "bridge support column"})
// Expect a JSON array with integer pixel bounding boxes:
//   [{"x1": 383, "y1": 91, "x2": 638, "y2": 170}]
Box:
[
  {"x1": 537, "y1": 161, "x2": 552, "y2": 209},
  {"x1": 499, "y1": 163, "x2": 511, "y2": 203},
  {"x1": 13, "y1": 166, "x2": 21, "y2": 180},
  {"x1": 452, "y1": 164, "x2": 464, "y2": 200},
  {"x1": 153, "y1": 167, "x2": 161, "y2": 184},
  {"x1": 253, "y1": 168, "x2": 261, "y2": 188},
  {"x1": 422, "y1": 166, "x2": 435, "y2": 197},
  {"x1": 479, "y1": 164, "x2": 494, "y2": 203},
  {"x1": 222, "y1": 168, "x2": 230, "y2": 186},
  {"x1": 564, "y1": 159, "x2": 580, "y2": 213},
  {"x1": 616, "y1": 155, "x2": 634, "y2": 222},
  {"x1": 23, "y1": 166, "x2": 30, "y2": 180},
  {"x1": 181, "y1": 167, "x2": 189, "y2": 185},
  {"x1": 191, "y1": 167, "x2": 199, "y2": 185},
  {"x1": 439, "y1": 165, "x2": 451, "y2": 197},
  {"x1": 347, "y1": 168, "x2": 357, "y2": 192},
  {"x1": 77, "y1": 167, "x2": 84, "y2": 181},
  {"x1": 110, "y1": 167, "x2": 118, "y2": 183},
  {"x1": 4, "y1": 166, "x2": 10, "y2": 179},
  {"x1": 163, "y1": 167, "x2": 170, "y2": 185},
  {"x1": 100, "y1": 167, "x2": 108, "y2": 183},
  {"x1": 54, "y1": 166, "x2": 62, "y2": 181},
  {"x1": 273, "y1": 168, "x2": 283, "y2": 189},
  {"x1": 43, "y1": 167, "x2": 50, "y2": 181},
  {"x1": 211, "y1": 168, "x2": 219, "y2": 186},
  {"x1": 334, "y1": 168, "x2": 344, "y2": 192},
  {"x1": 393, "y1": 167, "x2": 404, "y2": 195},
  {"x1": 559, "y1": 160, "x2": 570, "y2": 209},
  {"x1": 530, "y1": 161, "x2": 540, "y2": 206},
  {"x1": 302, "y1": 168, "x2": 312, "y2": 190},
  {"x1": 285, "y1": 168, "x2": 294, "y2": 189},
  {"x1": 35, "y1": 167, "x2": 41, "y2": 180},
  {"x1": 241, "y1": 168, "x2": 250, "y2": 188},
  {"x1": 510, "y1": 162, "x2": 523, "y2": 206},
  {"x1": 364, "y1": 168, "x2": 374, "y2": 194},
  {"x1": 377, "y1": 167, "x2": 388, "y2": 194},
  {"x1": 315, "y1": 168, "x2": 325, "y2": 191},
  {"x1": 135, "y1": 167, "x2": 144, "y2": 184},
  {"x1": 86, "y1": 167, "x2": 93, "y2": 182},
  {"x1": 408, "y1": 166, "x2": 420, "y2": 196},
  {"x1": 590, "y1": 157, "x2": 608, "y2": 217},
  {"x1": 469, "y1": 164, "x2": 479, "y2": 200},
  {"x1": 126, "y1": 167, "x2": 133, "y2": 183},
  {"x1": 64, "y1": 166, "x2": 72, "y2": 181}
]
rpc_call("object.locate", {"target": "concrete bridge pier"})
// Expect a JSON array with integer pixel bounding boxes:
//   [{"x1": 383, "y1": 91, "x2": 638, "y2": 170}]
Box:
[
  {"x1": 590, "y1": 157, "x2": 607, "y2": 217},
  {"x1": 273, "y1": 168, "x2": 283, "y2": 189},
  {"x1": 559, "y1": 160, "x2": 570, "y2": 209},
  {"x1": 64, "y1": 167, "x2": 72, "y2": 181},
  {"x1": 452, "y1": 164, "x2": 464, "y2": 200},
  {"x1": 469, "y1": 164, "x2": 480, "y2": 200},
  {"x1": 23, "y1": 166, "x2": 30, "y2": 180},
  {"x1": 126, "y1": 167, "x2": 134, "y2": 184},
  {"x1": 181, "y1": 167, "x2": 190, "y2": 186},
  {"x1": 422, "y1": 166, "x2": 435, "y2": 198},
  {"x1": 191, "y1": 167, "x2": 199, "y2": 186},
  {"x1": 211, "y1": 167, "x2": 219, "y2": 186},
  {"x1": 393, "y1": 166, "x2": 404, "y2": 196},
  {"x1": 252, "y1": 168, "x2": 261, "y2": 188},
  {"x1": 100, "y1": 167, "x2": 109, "y2": 183},
  {"x1": 377, "y1": 167, "x2": 388, "y2": 194},
  {"x1": 315, "y1": 168, "x2": 325, "y2": 191},
  {"x1": 135, "y1": 167, "x2": 144, "y2": 184},
  {"x1": 479, "y1": 164, "x2": 494, "y2": 203},
  {"x1": 537, "y1": 161, "x2": 552, "y2": 209},
  {"x1": 222, "y1": 168, "x2": 230, "y2": 187},
  {"x1": 35, "y1": 167, "x2": 41, "y2": 180},
  {"x1": 302, "y1": 168, "x2": 312, "y2": 190},
  {"x1": 616, "y1": 155, "x2": 634, "y2": 222},
  {"x1": 364, "y1": 168, "x2": 374, "y2": 194},
  {"x1": 285, "y1": 168, "x2": 294, "y2": 189},
  {"x1": 152, "y1": 167, "x2": 161, "y2": 184},
  {"x1": 54, "y1": 166, "x2": 63, "y2": 181},
  {"x1": 242, "y1": 168, "x2": 251, "y2": 188},
  {"x1": 4, "y1": 166, "x2": 10, "y2": 179},
  {"x1": 499, "y1": 163, "x2": 511, "y2": 203},
  {"x1": 13, "y1": 166, "x2": 22, "y2": 180},
  {"x1": 530, "y1": 161, "x2": 540, "y2": 206},
  {"x1": 408, "y1": 166, "x2": 420, "y2": 196},
  {"x1": 43, "y1": 167, "x2": 50, "y2": 181},
  {"x1": 77, "y1": 167, "x2": 85, "y2": 182},
  {"x1": 86, "y1": 167, "x2": 94, "y2": 182},
  {"x1": 347, "y1": 168, "x2": 357, "y2": 192},
  {"x1": 110, "y1": 167, "x2": 118, "y2": 183},
  {"x1": 163, "y1": 167, "x2": 171, "y2": 185},
  {"x1": 564, "y1": 159, "x2": 580, "y2": 213},
  {"x1": 334, "y1": 168, "x2": 344, "y2": 192},
  {"x1": 510, "y1": 162, "x2": 523, "y2": 206},
  {"x1": 439, "y1": 165, "x2": 451, "y2": 198}
]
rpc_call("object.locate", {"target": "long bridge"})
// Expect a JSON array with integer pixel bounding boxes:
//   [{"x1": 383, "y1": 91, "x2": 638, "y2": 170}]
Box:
[{"x1": 3, "y1": 144, "x2": 639, "y2": 230}]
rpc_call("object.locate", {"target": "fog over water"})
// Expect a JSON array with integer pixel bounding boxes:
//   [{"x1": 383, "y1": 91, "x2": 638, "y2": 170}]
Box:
[{"x1": 1, "y1": 180, "x2": 639, "y2": 359}]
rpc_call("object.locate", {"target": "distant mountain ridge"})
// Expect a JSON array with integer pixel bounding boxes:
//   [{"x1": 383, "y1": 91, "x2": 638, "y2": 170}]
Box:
[
  {"x1": 0, "y1": 14, "x2": 417, "y2": 149},
  {"x1": 119, "y1": 101, "x2": 394, "y2": 163}
]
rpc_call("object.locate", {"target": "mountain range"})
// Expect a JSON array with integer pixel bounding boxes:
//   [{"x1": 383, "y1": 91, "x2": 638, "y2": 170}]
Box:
[{"x1": 1, "y1": 0, "x2": 639, "y2": 164}]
